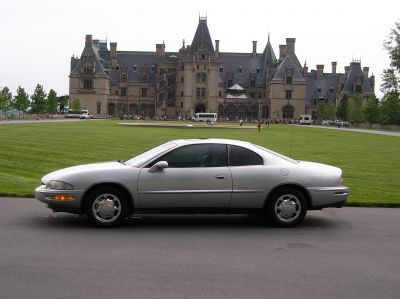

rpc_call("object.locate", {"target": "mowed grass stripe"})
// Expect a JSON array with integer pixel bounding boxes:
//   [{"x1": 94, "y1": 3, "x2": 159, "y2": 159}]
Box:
[{"x1": 0, "y1": 121, "x2": 399, "y2": 206}]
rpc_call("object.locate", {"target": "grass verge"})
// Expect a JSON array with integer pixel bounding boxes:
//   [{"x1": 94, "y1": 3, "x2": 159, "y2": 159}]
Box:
[{"x1": 0, "y1": 120, "x2": 399, "y2": 207}]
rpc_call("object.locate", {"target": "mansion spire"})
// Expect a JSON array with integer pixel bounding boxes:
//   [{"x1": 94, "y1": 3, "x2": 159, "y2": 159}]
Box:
[{"x1": 189, "y1": 17, "x2": 215, "y2": 56}]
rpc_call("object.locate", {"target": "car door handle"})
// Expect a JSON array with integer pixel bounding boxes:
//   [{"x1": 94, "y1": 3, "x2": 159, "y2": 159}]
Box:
[{"x1": 215, "y1": 175, "x2": 226, "y2": 179}]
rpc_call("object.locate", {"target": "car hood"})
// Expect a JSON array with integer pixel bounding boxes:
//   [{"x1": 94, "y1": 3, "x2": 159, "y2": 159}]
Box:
[{"x1": 41, "y1": 161, "x2": 129, "y2": 184}]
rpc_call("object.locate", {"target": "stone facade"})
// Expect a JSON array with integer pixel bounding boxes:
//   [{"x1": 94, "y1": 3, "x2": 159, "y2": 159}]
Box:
[{"x1": 69, "y1": 17, "x2": 375, "y2": 120}]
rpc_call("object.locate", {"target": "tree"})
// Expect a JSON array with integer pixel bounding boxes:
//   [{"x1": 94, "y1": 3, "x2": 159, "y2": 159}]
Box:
[
  {"x1": 348, "y1": 95, "x2": 365, "y2": 123},
  {"x1": 382, "y1": 21, "x2": 400, "y2": 93},
  {"x1": 57, "y1": 95, "x2": 69, "y2": 113},
  {"x1": 364, "y1": 95, "x2": 381, "y2": 126},
  {"x1": 30, "y1": 84, "x2": 47, "y2": 114},
  {"x1": 336, "y1": 95, "x2": 349, "y2": 121},
  {"x1": 46, "y1": 89, "x2": 58, "y2": 115},
  {"x1": 71, "y1": 98, "x2": 81, "y2": 111},
  {"x1": 13, "y1": 86, "x2": 30, "y2": 118},
  {"x1": 0, "y1": 87, "x2": 13, "y2": 117},
  {"x1": 316, "y1": 101, "x2": 336, "y2": 120},
  {"x1": 381, "y1": 91, "x2": 400, "y2": 125}
]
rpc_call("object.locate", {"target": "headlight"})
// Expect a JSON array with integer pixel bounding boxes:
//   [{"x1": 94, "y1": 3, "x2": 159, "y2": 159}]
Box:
[{"x1": 46, "y1": 180, "x2": 74, "y2": 190}]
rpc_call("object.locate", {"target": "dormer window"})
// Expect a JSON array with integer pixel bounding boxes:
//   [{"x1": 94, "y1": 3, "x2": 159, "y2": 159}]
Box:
[
  {"x1": 286, "y1": 76, "x2": 292, "y2": 85},
  {"x1": 355, "y1": 85, "x2": 362, "y2": 93},
  {"x1": 83, "y1": 67, "x2": 93, "y2": 76},
  {"x1": 120, "y1": 74, "x2": 127, "y2": 82},
  {"x1": 330, "y1": 87, "x2": 334, "y2": 94},
  {"x1": 238, "y1": 66, "x2": 242, "y2": 74},
  {"x1": 317, "y1": 87, "x2": 321, "y2": 93},
  {"x1": 219, "y1": 66, "x2": 224, "y2": 72},
  {"x1": 257, "y1": 67, "x2": 260, "y2": 74},
  {"x1": 151, "y1": 65, "x2": 156, "y2": 72},
  {"x1": 133, "y1": 65, "x2": 138, "y2": 72}
]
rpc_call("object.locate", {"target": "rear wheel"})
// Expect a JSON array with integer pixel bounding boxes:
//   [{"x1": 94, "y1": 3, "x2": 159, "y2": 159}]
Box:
[
  {"x1": 267, "y1": 188, "x2": 307, "y2": 227},
  {"x1": 85, "y1": 187, "x2": 127, "y2": 227}
]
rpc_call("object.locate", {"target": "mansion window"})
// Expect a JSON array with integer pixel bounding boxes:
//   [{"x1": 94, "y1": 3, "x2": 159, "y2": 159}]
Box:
[
  {"x1": 355, "y1": 85, "x2": 362, "y2": 93},
  {"x1": 83, "y1": 80, "x2": 93, "y2": 89},
  {"x1": 227, "y1": 80, "x2": 233, "y2": 87},
  {"x1": 141, "y1": 88, "x2": 148, "y2": 97},
  {"x1": 196, "y1": 87, "x2": 206, "y2": 98},
  {"x1": 285, "y1": 90, "x2": 292, "y2": 99},
  {"x1": 330, "y1": 87, "x2": 334, "y2": 94},
  {"x1": 120, "y1": 74, "x2": 127, "y2": 82},
  {"x1": 115, "y1": 90, "x2": 119, "y2": 95},
  {"x1": 257, "y1": 67, "x2": 260, "y2": 74},
  {"x1": 83, "y1": 67, "x2": 93, "y2": 76},
  {"x1": 168, "y1": 91, "x2": 175, "y2": 99},
  {"x1": 196, "y1": 73, "x2": 207, "y2": 83},
  {"x1": 121, "y1": 87, "x2": 127, "y2": 96},
  {"x1": 250, "y1": 80, "x2": 256, "y2": 88},
  {"x1": 282, "y1": 105, "x2": 294, "y2": 119},
  {"x1": 151, "y1": 65, "x2": 156, "y2": 72},
  {"x1": 97, "y1": 103, "x2": 101, "y2": 114},
  {"x1": 286, "y1": 76, "x2": 292, "y2": 84}
]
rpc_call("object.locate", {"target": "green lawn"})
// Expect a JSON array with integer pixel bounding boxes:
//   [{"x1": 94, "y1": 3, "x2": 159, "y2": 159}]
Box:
[{"x1": 1, "y1": 120, "x2": 399, "y2": 206}]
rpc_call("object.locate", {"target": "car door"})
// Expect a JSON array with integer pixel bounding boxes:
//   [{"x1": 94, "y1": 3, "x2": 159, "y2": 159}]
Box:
[
  {"x1": 137, "y1": 143, "x2": 232, "y2": 209},
  {"x1": 228, "y1": 145, "x2": 269, "y2": 209}
]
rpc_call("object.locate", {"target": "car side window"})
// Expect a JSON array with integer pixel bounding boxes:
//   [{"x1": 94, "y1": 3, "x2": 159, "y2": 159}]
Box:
[
  {"x1": 229, "y1": 145, "x2": 263, "y2": 166},
  {"x1": 150, "y1": 144, "x2": 228, "y2": 168}
]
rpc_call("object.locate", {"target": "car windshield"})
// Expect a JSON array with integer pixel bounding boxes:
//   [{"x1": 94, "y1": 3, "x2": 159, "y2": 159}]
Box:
[
  {"x1": 253, "y1": 144, "x2": 299, "y2": 164},
  {"x1": 126, "y1": 142, "x2": 177, "y2": 167}
]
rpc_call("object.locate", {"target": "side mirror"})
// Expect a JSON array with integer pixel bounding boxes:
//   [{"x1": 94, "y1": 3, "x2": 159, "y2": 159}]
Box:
[{"x1": 148, "y1": 161, "x2": 168, "y2": 173}]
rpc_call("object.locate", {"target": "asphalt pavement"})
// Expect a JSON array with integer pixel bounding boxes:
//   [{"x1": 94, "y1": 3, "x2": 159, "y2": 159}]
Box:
[{"x1": 0, "y1": 197, "x2": 399, "y2": 299}]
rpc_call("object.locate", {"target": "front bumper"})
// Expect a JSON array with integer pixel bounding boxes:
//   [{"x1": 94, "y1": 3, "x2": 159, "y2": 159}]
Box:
[
  {"x1": 35, "y1": 185, "x2": 84, "y2": 214},
  {"x1": 307, "y1": 186, "x2": 349, "y2": 209}
]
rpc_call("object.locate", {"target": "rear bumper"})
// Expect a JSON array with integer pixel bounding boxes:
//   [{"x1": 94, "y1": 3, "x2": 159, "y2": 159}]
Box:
[{"x1": 307, "y1": 186, "x2": 349, "y2": 209}]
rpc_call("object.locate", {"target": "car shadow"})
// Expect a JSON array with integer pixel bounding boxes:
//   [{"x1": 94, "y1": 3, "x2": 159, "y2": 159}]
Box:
[{"x1": 28, "y1": 211, "x2": 342, "y2": 231}]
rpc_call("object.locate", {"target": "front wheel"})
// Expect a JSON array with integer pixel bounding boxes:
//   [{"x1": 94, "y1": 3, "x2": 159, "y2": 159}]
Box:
[
  {"x1": 266, "y1": 188, "x2": 307, "y2": 227},
  {"x1": 85, "y1": 187, "x2": 127, "y2": 227}
]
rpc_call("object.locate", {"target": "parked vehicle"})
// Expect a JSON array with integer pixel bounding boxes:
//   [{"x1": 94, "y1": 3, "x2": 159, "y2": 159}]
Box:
[
  {"x1": 35, "y1": 139, "x2": 348, "y2": 227},
  {"x1": 322, "y1": 120, "x2": 332, "y2": 126},
  {"x1": 65, "y1": 109, "x2": 90, "y2": 118},
  {"x1": 79, "y1": 114, "x2": 92, "y2": 119},
  {"x1": 299, "y1": 114, "x2": 312, "y2": 125},
  {"x1": 191, "y1": 113, "x2": 217, "y2": 123}
]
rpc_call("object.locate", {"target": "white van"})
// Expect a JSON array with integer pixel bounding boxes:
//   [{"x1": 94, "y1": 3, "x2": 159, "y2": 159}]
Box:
[
  {"x1": 191, "y1": 113, "x2": 217, "y2": 123},
  {"x1": 299, "y1": 114, "x2": 312, "y2": 125}
]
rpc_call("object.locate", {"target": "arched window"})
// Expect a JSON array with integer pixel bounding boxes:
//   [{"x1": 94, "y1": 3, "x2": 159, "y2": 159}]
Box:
[
  {"x1": 97, "y1": 102, "x2": 101, "y2": 114},
  {"x1": 282, "y1": 105, "x2": 294, "y2": 119}
]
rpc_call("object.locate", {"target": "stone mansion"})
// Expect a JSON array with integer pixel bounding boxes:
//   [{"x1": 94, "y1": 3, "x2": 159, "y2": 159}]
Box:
[{"x1": 69, "y1": 17, "x2": 375, "y2": 119}]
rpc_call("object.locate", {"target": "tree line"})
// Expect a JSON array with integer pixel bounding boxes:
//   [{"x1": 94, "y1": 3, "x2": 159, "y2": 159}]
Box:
[{"x1": 0, "y1": 84, "x2": 68, "y2": 118}]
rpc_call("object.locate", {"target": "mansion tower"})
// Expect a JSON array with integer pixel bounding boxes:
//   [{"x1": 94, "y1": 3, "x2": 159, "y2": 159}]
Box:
[{"x1": 69, "y1": 17, "x2": 375, "y2": 119}]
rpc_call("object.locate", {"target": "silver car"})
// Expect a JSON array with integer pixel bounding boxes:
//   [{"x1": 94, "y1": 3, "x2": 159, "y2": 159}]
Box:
[{"x1": 35, "y1": 139, "x2": 348, "y2": 227}]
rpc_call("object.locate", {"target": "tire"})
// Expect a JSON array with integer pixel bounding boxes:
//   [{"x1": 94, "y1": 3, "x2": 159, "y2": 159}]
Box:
[
  {"x1": 266, "y1": 188, "x2": 307, "y2": 227},
  {"x1": 85, "y1": 186, "x2": 127, "y2": 227}
]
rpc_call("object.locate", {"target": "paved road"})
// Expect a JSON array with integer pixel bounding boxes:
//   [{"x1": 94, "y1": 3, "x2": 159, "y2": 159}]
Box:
[
  {"x1": 303, "y1": 124, "x2": 400, "y2": 137},
  {"x1": 0, "y1": 197, "x2": 399, "y2": 299}
]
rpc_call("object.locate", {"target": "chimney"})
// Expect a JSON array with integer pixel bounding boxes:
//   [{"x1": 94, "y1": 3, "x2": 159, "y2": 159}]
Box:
[
  {"x1": 279, "y1": 45, "x2": 287, "y2": 58},
  {"x1": 252, "y1": 41, "x2": 257, "y2": 57},
  {"x1": 316, "y1": 64, "x2": 324, "y2": 80},
  {"x1": 110, "y1": 42, "x2": 117, "y2": 68},
  {"x1": 331, "y1": 61, "x2": 337, "y2": 74},
  {"x1": 215, "y1": 40, "x2": 220, "y2": 52},
  {"x1": 85, "y1": 34, "x2": 92, "y2": 47},
  {"x1": 345, "y1": 66, "x2": 350, "y2": 75},
  {"x1": 93, "y1": 39, "x2": 99, "y2": 47},
  {"x1": 363, "y1": 67, "x2": 369, "y2": 77},
  {"x1": 286, "y1": 38, "x2": 296, "y2": 54},
  {"x1": 156, "y1": 43, "x2": 165, "y2": 58}
]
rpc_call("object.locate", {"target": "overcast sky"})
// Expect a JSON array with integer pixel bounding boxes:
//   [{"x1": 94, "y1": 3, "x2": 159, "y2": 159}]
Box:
[{"x1": 1, "y1": 0, "x2": 399, "y2": 99}]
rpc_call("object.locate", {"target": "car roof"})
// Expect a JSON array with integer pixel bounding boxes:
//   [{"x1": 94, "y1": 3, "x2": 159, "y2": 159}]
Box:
[{"x1": 172, "y1": 138, "x2": 253, "y2": 147}]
